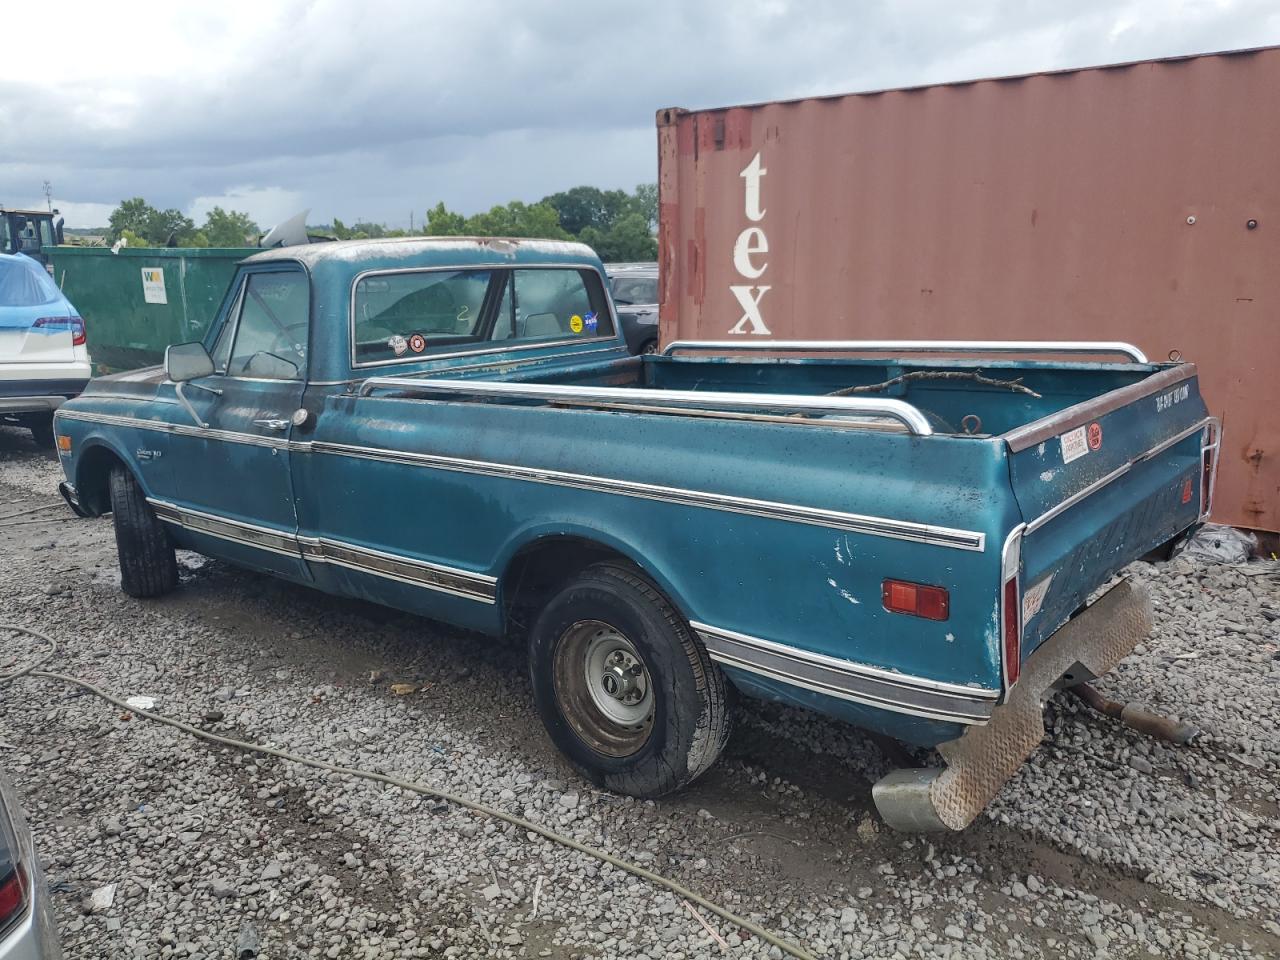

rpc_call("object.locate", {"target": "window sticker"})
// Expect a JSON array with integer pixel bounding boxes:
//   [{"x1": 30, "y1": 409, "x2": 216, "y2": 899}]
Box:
[
  {"x1": 584, "y1": 311, "x2": 598, "y2": 333},
  {"x1": 1060, "y1": 426, "x2": 1089, "y2": 464},
  {"x1": 1022, "y1": 573, "x2": 1054, "y2": 626},
  {"x1": 388, "y1": 334, "x2": 408, "y2": 357},
  {"x1": 408, "y1": 333, "x2": 426, "y2": 353},
  {"x1": 569, "y1": 314, "x2": 584, "y2": 334}
]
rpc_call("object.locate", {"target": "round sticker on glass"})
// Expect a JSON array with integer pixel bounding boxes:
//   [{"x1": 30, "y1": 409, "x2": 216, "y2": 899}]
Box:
[
  {"x1": 569, "y1": 315, "x2": 584, "y2": 334},
  {"x1": 388, "y1": 334, "x2": 408, "y2": 357},
  {"x1": 1087, "y1": 421, "x2": 1103, "y2": 451},
  {"x1": 408, "y1": 333, "x2": 427, "y2": 353}
]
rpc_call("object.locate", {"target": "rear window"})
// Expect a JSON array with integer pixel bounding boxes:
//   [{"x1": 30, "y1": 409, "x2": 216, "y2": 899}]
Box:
[
  {"x1": 610, "y1": 275, "x2": 657, "y2": 305},
  {"x1": 0, "y1": 256, "x2": 61, "y2": 307}
]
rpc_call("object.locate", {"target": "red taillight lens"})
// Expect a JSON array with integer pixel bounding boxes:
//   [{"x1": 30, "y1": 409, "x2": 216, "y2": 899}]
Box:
[
  {"x1": 0, "y1": 866, "x2": 27, "y2": 925},
  {"x1": 32, "y1": 315, "x2": 86, "y2": 345},
  {"x1": 882, "y1": 579, "x2": 950, "y2": 620},
  {"x1": 1002, "y1": 576, "x2": 1021, "y2": 687}
]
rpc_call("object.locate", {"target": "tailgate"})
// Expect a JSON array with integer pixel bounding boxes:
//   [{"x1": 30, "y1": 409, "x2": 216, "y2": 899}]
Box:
[{"x1": 1003, "y1": 365, "x2": 1215, "y2": 654}]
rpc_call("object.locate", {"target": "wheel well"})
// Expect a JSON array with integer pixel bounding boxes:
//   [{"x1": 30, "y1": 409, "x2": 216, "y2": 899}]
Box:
[
  {"x1": 75, "y1": 445, "x2": 127, "y2": 516},
  {"x1": 500, "y1": 536, "x2": 641, "y2": 639}
]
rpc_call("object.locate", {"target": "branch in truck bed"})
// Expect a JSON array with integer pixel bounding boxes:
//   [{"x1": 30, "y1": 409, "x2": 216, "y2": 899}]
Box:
[{"x1": 827, "y1": 370, "x2": 1043, "y2": 398}]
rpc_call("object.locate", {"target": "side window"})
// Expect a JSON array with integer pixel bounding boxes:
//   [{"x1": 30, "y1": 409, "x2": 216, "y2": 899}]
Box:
[
  {"x1": 209, "y1": 282, "x2": 245, "y2": 373},
  {"x1": 353, "y1": 269, "x2": 493, "y2": 364},
  {"x1": 500, "y1": 268, "x2": 614, "y2": 342},
  {"x1": 227, "y1": 272, "x2": 308, "y2": 379}
]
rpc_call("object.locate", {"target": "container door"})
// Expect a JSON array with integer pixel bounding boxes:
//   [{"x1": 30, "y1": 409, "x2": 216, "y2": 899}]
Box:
[{"x1": 157, "y1": 267, "x2": 309, "y2": 579}]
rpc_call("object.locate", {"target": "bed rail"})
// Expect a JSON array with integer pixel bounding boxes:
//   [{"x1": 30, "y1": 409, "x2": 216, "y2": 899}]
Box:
[
  {"x1": 356, "y1": 377, "x2": 935, "y2": 436},
  {"x1": 660, "y1": 339, "x2": 1150, "y2": 364}
]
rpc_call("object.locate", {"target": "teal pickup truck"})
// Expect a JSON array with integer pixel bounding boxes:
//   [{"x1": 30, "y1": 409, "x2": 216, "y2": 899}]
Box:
[{"x1": 53, "y1": 238, "x2": 1220, "y2": 830}]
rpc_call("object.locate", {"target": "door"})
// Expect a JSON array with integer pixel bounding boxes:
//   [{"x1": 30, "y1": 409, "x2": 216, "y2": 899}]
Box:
[{"x1": 158, "y1": 266, "x2": 310, "y2": 579}]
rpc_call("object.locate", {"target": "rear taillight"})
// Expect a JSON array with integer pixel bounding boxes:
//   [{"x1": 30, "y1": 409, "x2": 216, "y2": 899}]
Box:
[
  {"x1": 881, "y1": 579, "x2": 949, "y2": 620},
  {"x1": 1001, "y1": 526, "x2": 1024, "y2": 690},
  {"x1": 32, "y1": 315, "x2": 86, "y2": 345},
  {"x1": 1002, "y1": 576, "x2": 1021, "y2": 687},
  {"x1": 0, "y1": 866, "x2": 27, "y2": 928},
  {"x1": 1200, "y1": 422, "x2": 1218, "y2": 519}
]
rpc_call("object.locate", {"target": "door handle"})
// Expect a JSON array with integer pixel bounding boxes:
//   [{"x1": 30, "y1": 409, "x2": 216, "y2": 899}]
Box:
[{"x1": 253, "y1": 418, "x2": 290, "y2": 431}]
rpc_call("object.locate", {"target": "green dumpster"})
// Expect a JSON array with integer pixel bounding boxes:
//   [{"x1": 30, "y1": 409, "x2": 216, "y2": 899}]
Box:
[{"x1": 46, "y1": 246, "x2": 257, "y2": 373}]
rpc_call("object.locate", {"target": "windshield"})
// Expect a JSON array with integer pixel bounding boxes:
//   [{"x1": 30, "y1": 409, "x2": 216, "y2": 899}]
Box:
[
  {"x1": 610, "y1": 276, "x2": 657, "y2": 305},
  {"x1": 0, "y1": 255, "x2": 62, "y2": 307}
]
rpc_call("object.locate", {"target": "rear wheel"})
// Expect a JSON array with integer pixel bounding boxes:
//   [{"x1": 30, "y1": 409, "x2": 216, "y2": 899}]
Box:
[
  {"x1": 108, "y1": 467, "x2": 177, "y2": 598},
  {"x1": 528, "y1": 562, "x2": 732, "y2": 797}
]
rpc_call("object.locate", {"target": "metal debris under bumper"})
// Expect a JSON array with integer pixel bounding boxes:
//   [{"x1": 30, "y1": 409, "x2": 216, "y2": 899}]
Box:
[{"x1": 872, "y1": 579, "x2": 1153, "y2": 831}]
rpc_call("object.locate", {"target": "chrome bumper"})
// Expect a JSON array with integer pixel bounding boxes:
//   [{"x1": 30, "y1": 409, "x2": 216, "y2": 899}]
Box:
[{"x1": 872, "y1": 579, "x2": 1153, "y2": 831}]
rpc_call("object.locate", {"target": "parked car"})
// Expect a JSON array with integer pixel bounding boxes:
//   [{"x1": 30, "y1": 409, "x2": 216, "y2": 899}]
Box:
[
  {"x1": 604, "y1": 263, "x2": 659, "y2": 355},
  {"x1": 0, "y1": 772, "x2": 61, "y2": 959},
  {"x1": 53, "y1": 237, "x2": 1217, "y2": 830},
  {"x1": 0, "y1": 254, "x2": 90, "y2": 448}
]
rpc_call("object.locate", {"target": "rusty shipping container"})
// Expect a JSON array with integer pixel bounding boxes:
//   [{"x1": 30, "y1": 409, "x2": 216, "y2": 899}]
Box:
[{"x1": 657, "y1": 46, "x2": 1280, "y2": 532}]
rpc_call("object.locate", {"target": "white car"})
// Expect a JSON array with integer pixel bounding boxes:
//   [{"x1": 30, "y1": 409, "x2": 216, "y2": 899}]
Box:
[
  {"x1": 0, "y1": 773, "x2": 61, "y2": 959},
  {"x1": 0, "y1": 253, "x2": 90, "y2": 449}
]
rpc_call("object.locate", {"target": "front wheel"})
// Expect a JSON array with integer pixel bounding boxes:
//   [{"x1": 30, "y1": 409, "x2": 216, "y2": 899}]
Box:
[
  {"x1": 109, "y1": 467, "x2": 178, "y2": 598},
  {"x1": 528, "y1": 562, "x2": 732, "y2": 797}
]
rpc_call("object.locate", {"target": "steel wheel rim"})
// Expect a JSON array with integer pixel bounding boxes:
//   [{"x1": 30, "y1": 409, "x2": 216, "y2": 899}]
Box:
[{"x1": 553, "y1": 619, "x2": 654, "y2": 758}]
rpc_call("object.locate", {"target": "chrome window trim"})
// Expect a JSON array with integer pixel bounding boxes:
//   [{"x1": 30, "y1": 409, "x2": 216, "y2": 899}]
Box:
[
  {"x1": 148, "y1": 500, "x2": 496, "y2": 603},
  {"x1": 662, "y1": 339, "x2": 1149, "y2": 363},
  {"x1": 305, "y1": 439, "x2": 986, "y2": 551},
  {"x1": 691, "y1": 622, "x2": 996, "y2": 725},
  {"x1": 1002, "y1": 364, "x2": 1196, "y2": 453},
  {"x1": 348, "y1": 263, "x2": 623, "y2": 370},
  {"x1": 1023, "y1": 416, "x2": 1216, "y2": 535}
]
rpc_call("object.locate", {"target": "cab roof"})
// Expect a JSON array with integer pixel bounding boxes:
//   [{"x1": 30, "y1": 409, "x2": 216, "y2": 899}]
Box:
[{"x1": 243, "y1": 236, "x2": 598, "y2": 270}]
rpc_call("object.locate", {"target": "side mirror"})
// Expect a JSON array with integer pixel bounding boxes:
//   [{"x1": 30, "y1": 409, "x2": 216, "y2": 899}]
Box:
[
  {"x1": 165, "y1": 341, "x2": 219, "y2": 428},
  {"x1": 165, "y1": 341, "x2": 214, "y2": 382}
]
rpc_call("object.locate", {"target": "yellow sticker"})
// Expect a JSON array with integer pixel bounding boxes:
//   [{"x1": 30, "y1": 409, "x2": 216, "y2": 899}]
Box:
[{"x1": 569, "y1": 314, "x2": 584, "y2": 334}]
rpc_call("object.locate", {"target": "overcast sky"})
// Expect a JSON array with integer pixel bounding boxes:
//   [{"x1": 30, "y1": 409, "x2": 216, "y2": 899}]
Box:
[{"x1": 4, "y1": 1, "x2": 1278, "y2": 230}]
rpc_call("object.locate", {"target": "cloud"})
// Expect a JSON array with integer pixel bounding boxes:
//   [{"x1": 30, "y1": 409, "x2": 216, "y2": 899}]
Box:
[
  {"x1": 188, "y1": 186, "x2": 305, "y2": 230},
  {"x1": 5, "y1": 0, "x2": 1278, "y2": 228}
]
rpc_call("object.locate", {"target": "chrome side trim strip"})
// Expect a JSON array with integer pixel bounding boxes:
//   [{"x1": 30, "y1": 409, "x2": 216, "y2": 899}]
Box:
[
  {"x1": 297, "y1": 536, "x2": 496, "y2": 603},
  {"x1": 662, "y1": 339, "x2": 1149, "y2": 363},
  {"x1": 692, "y1": 622, "x2": 997, "y2": 725},
  {"x1": 306, "y1": 440, "x2": 987, "y2": 551},
  {"x1": 148, "y1": 500, "x2": 496, "y2": 603},
  {"x1": 1024, "y1": 416, "x2": 1215, "y2": 535},
  {"x1": 1003, "y1": 364, "x2": 1196, "y2": 453},
  {"x1": 357, "y1": 378, "x2": 934, "y2": 435},
  {"x1": 150, "y1": 501, "x2": 302, "y2": 558},
  {"x1": 55, "y1": 409, "x2": 289, "y2": 449}
]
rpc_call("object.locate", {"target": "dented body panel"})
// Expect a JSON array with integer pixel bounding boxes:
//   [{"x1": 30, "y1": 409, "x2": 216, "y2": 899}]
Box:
[{"x1": 54, "y1": 239, "x2": 1214, "y2": 765}]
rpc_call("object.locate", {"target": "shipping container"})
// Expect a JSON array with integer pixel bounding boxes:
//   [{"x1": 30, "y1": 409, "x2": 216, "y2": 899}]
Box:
[
  {"x1": 47, "y1": 245, "x2": 257, "y2": 373},
  {"x1": 657, "y1": 45, "x2": 1280, "y2": 532}
]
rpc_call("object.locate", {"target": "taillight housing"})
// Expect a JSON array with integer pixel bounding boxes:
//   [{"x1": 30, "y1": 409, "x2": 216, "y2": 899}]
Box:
[
  {"x1": 32, "y1": 315, "x2": 86, "y2": 346},
  {"x1": 881, "y1": 579, "x2": 950, "y2": 620},
  {"x1": 1000, "y1": 526, "x2": 1024, "y2": 691},
  {"x1": 0, "y1": 801, "x2": 29, "y2": 934},
  {"x1": 1200, "y1": 421, "x2": 1219, "y2": 520}
]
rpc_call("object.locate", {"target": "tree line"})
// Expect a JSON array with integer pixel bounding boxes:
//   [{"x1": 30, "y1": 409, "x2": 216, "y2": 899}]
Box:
[{"x1": 106, "y1": 184, "x2": 658, "y2": 262}]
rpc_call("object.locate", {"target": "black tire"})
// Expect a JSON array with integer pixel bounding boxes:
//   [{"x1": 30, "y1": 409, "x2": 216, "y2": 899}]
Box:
[
  {"x1": 528, "y1": 562, "x2": 732, "y2": 797},
  {"x1": 108, "y1": 467, "x2": 178, "y2": 598},
  {"x1": 26, "y1": 415, "x2": 55, "y2": 450}
]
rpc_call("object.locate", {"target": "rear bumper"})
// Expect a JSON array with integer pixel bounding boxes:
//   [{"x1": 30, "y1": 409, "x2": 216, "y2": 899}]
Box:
[
  {"x1": 873, "y1": 578, "x2": 1152, "y2": 831},
  {"x1": 0, "y1": 378, "x2": 90, "y2": 415}
]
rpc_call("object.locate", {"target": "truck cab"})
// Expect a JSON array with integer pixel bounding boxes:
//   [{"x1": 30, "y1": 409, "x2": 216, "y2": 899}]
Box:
[{"x1": 0, "y1": 209, "x2": 63, "y2": 269}]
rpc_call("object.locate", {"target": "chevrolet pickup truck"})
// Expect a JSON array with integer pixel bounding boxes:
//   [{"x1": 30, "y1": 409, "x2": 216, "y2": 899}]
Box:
[{"x1": 52, "y1": 237, "x2": 1220, "y2": 830}]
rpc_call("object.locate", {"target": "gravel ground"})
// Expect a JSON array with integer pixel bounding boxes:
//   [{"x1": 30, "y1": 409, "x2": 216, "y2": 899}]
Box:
[{"x1": 1, "y1": 427, "x2": 1278, "y2": 960}]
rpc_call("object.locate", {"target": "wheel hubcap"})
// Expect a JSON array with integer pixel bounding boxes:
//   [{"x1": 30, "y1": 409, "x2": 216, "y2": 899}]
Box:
[{"x1": 553, "y1": 620, "x2": 655, "y2": 757}]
